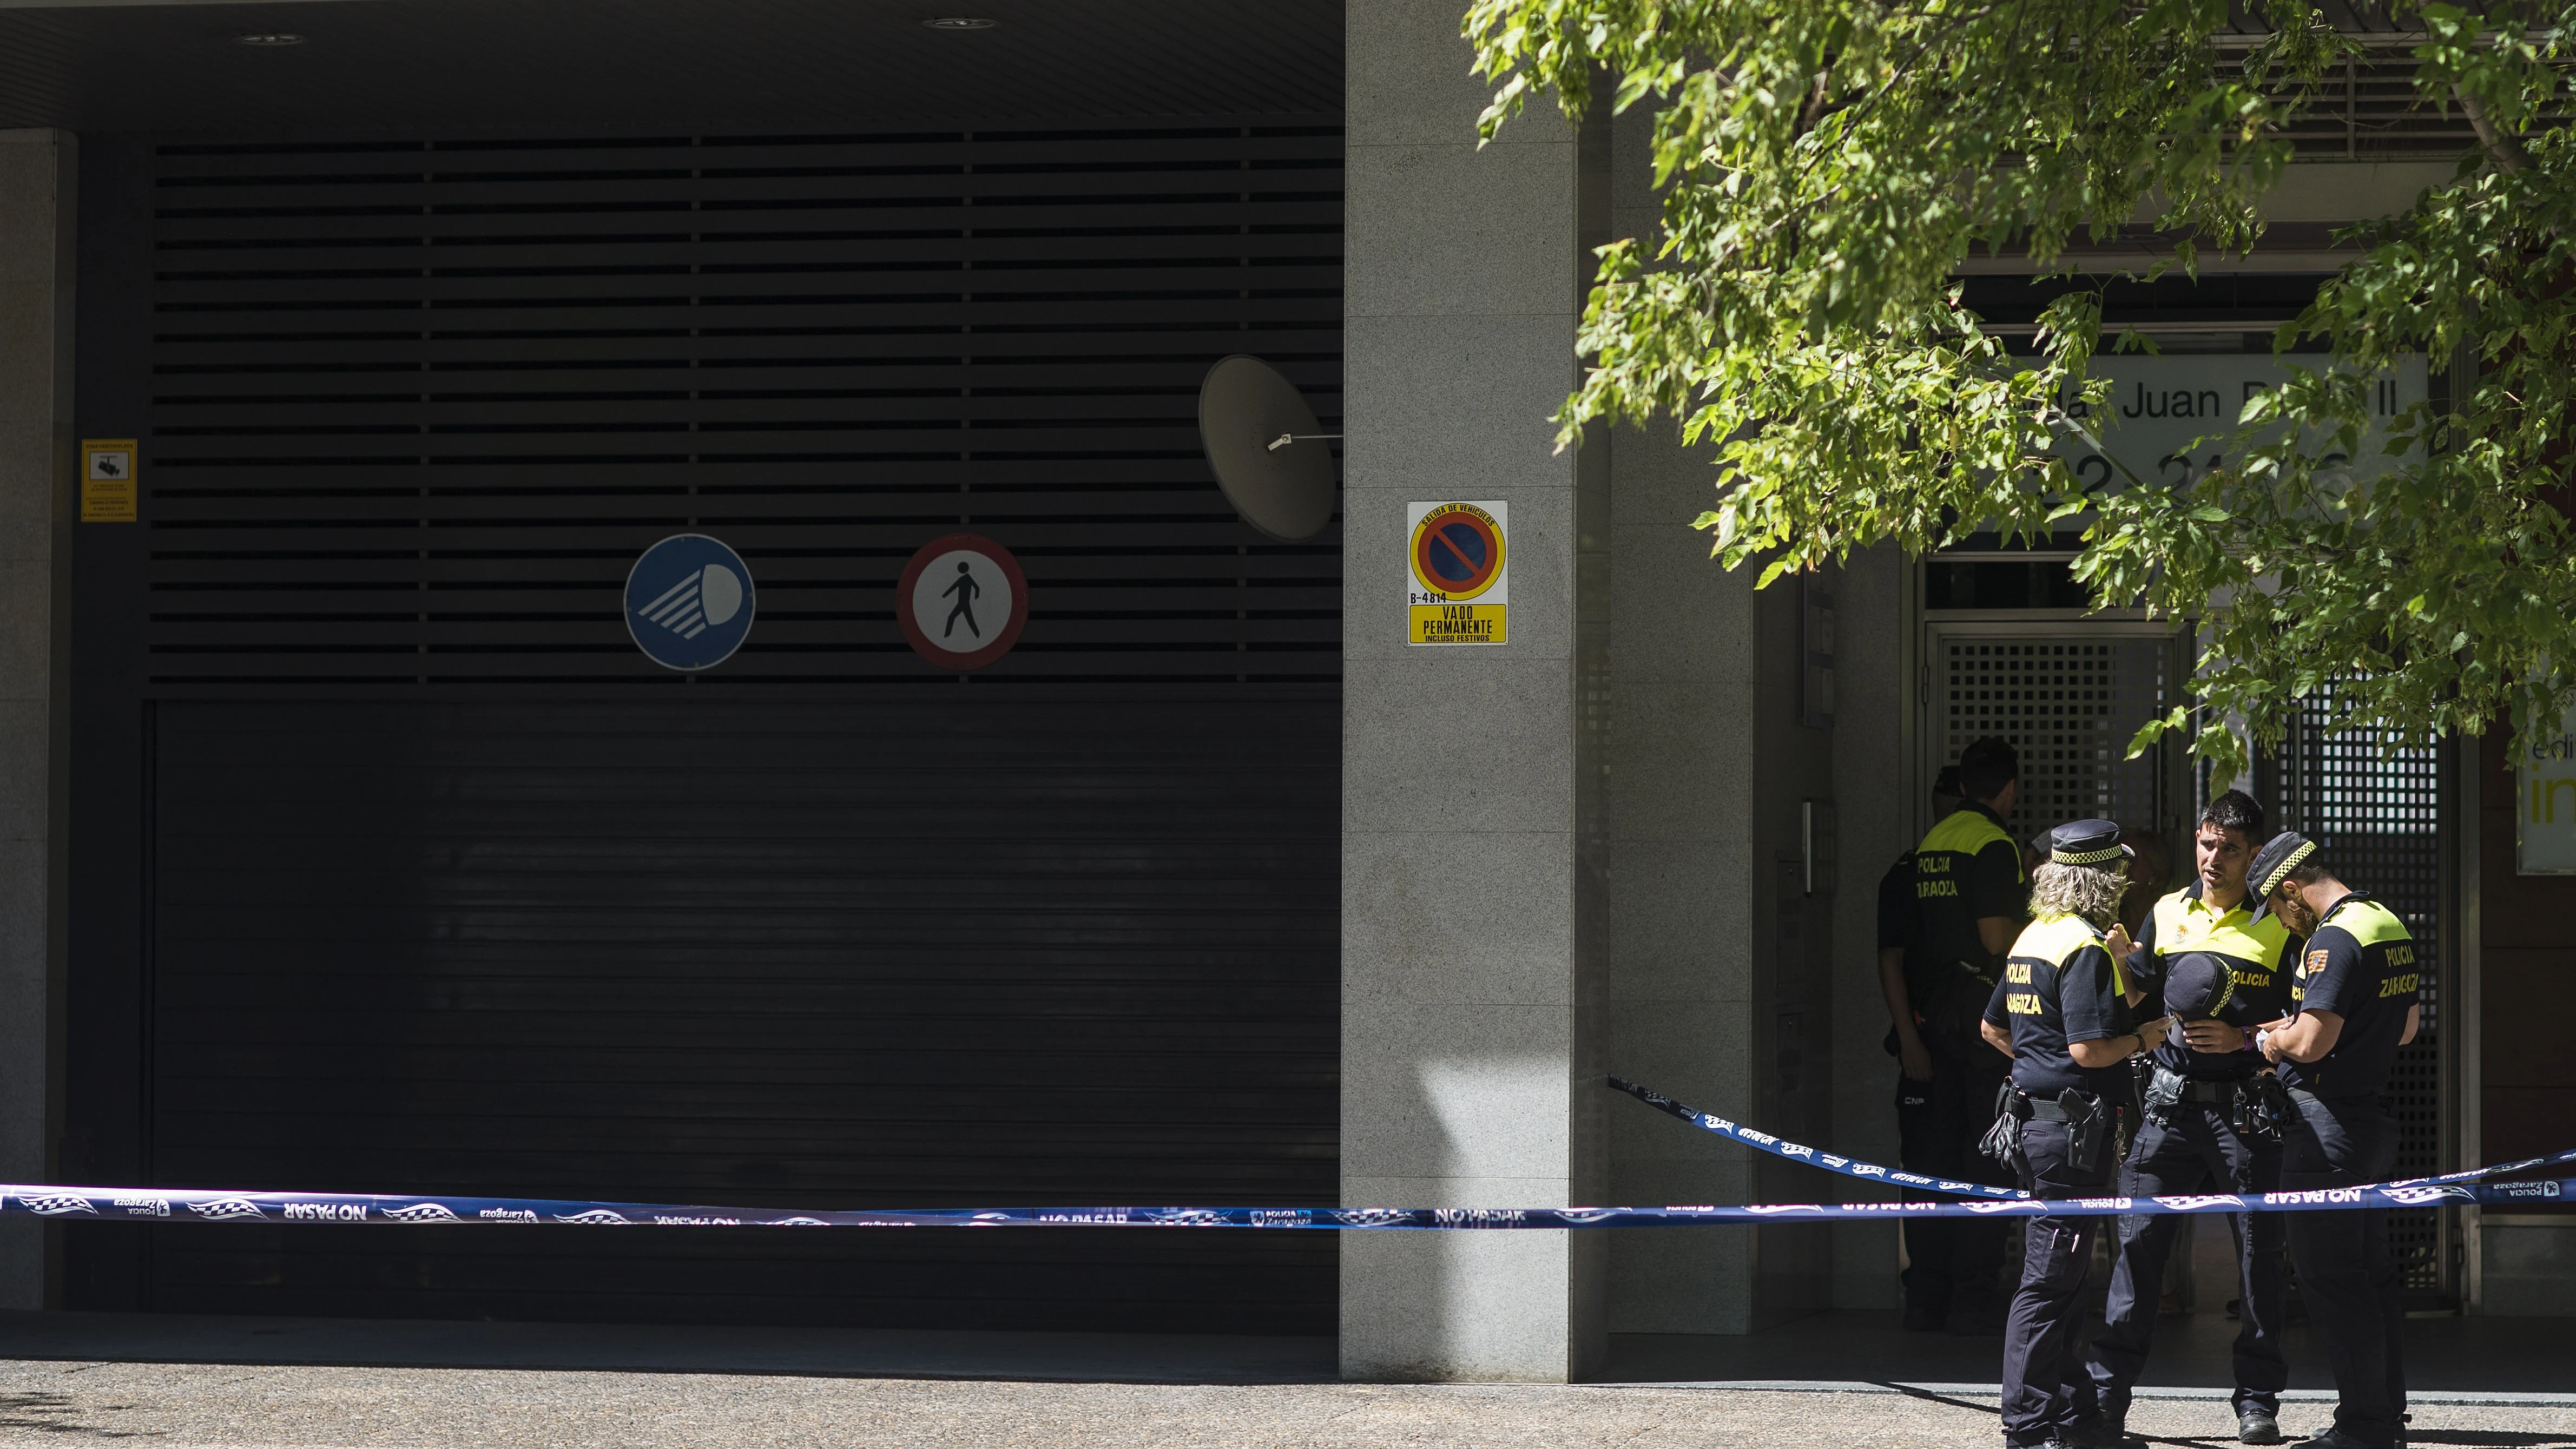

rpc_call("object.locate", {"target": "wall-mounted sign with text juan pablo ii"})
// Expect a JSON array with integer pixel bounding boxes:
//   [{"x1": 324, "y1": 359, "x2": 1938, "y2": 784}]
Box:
[{"x1": 1406, "y1": 501, "x2": 1508, "y2": 646}]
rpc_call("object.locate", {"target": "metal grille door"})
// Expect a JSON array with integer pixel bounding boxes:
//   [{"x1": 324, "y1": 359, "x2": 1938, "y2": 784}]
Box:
[
  {"x1": 141, "y1": 123, "x2": 1343, "y2": 690},
  {"x1": 1933, "y1": 630, "x2": 2183, "y2": 845},
  {"x1": 71, "y1": 120, "x2": 1347, "y2": 1331},
  {"x1": 144, "y1": 697, "x2": 1338, "y2": 1331},
  {"x1": 2276, "y1": 684, "x2": 2450, "y2": 1299}
]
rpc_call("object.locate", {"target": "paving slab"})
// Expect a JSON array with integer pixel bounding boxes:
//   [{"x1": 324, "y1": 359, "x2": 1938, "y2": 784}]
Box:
[
  {"x1": 0, "y1": 1363, "x2": 2569, "y2": 1449},
  {"x1": 0, "y1": 1308, "x2": 2566, "y2": 1447},
  {"x1": 0, "y1": 1310, "x2": 1330, "y2": 1385},
  {"x1": 1606, "y1": 1311, "x2": 2576, "y2": 1400}
]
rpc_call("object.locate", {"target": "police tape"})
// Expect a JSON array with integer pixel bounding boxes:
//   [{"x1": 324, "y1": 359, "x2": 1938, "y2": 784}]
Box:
[
  {"x1": 1610, "y1": 1075, "x2": 2029, "y2": 1199},
  {"x1": 6, "y1": 1080, "x2": 2567, "y2": 1232},
  {"x1": 1612, "y1": 1076, "x2": 2576, "y2": 1206},
  {"x1": 0, "y1": 1164, "x2": 2565, "y2": 1230}
]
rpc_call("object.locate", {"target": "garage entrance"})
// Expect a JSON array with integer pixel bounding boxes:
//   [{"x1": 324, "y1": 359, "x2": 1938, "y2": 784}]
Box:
[{"x1": 68, "y1": 120, "x2": 1345, "y2": 1331}]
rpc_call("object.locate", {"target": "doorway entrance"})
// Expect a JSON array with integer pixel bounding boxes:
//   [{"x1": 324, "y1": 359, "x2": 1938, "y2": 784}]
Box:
[
  {"x1": 1922, "y1": 614, "x2": 2463, "y2": 1308},
  {"x1": 1926, "y1": 622, "x2": 2192, "y2": 858}
]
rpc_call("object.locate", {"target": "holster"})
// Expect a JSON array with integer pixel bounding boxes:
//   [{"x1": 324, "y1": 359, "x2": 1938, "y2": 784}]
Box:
[
  {"x1": 1997, "y1": 1085, "x2": 2110, "y2": 1177},
  {"x1": 2059, "y1": 1088, "x2": 2110, "y2": 1175}
]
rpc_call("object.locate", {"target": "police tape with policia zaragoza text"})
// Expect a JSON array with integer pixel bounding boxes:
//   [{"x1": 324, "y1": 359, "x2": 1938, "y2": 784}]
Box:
[{"x1": 6, "y1": 1077, "x2": 2564, "y2": 1230}]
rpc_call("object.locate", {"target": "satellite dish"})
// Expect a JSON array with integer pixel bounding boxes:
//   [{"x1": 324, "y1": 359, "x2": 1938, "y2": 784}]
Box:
[{"x1": 1197, "y1": 354, "x2": 1338, "y2": 542}]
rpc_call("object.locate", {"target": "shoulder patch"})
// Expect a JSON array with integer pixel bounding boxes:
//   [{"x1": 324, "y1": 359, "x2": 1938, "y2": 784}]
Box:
[{"x1": 2304, "y1": 948, "x2": 2330, "y2": 974}]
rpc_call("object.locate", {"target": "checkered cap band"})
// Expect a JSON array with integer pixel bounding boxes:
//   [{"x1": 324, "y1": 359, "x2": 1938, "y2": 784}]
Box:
[
  {"x1": 2256, "y1": 839, "x2": 2316, "y2": 898},
  {"x1": 2051, "y1": 844, "x2": 2125, "y2": 866}
]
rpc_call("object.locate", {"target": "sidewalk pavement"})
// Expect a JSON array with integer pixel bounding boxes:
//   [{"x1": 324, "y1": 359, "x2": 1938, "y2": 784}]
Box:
[
  {"x1": 2, "y1": 1361, "x2": 2572, "y2": 1448},
  {"x1": 0, "y1": 1310, "x2": 2566, "y2": 1448}
]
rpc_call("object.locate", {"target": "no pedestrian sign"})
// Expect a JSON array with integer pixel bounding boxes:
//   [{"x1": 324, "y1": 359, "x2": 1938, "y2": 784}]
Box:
[
  {"x1": 899, "y1": 534, "x2": 1029, "y2": 671},
  {"x1": 1407, "y1": 500, "x2": 1507, "y2": 646}
]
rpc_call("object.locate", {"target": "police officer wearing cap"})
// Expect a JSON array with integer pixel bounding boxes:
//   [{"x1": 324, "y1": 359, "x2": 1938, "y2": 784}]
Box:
[
  {"x1": 1899, "y1": 739, "x2": 2026, "y2": 1333},
  {"x1": 1979, "y1": 820, "x2": 2170, "y2": 1449},
  {"x1": 2081, "y1": 791, "x2": 2298, "y2": 1446},
  {"x1": 2247, "y1": 833, "x2": 2423, "y2": 1449}
]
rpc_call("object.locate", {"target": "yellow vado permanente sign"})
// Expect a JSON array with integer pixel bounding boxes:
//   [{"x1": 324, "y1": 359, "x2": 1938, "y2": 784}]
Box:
[{"x1": 1406, "y1": 500, "x2": 1508, "y2": 646}]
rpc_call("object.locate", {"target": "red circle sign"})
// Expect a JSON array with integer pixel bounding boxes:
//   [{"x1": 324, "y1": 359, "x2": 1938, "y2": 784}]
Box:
[
  {"x1": 898, "y1": 534, "x2": 1029, "y2": 671},
  {"x1": 1412, "y1": 509, "x2": 1502, "y2": 598}
]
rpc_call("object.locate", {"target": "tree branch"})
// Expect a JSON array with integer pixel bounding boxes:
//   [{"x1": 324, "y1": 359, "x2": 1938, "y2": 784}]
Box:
[{"x1": 2455, "y1": 87, "x2": 2532, "y2": 173}]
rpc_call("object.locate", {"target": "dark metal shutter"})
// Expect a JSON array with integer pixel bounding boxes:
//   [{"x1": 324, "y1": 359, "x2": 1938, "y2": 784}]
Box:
[
  {"x1": 143, "y1": 123, "x2": 1341, "y2": 688},
  {"x1": 148, "y1": 696, "x2": 1335, "y2": 1329},
  {"x1": 122, "y1": 121, "x2": 1342, "y2": 1331}
]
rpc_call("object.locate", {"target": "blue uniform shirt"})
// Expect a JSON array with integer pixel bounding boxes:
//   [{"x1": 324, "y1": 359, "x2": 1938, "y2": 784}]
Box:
[
  {"x1": 1985, "y1": 913, "x2": 2134, "y2": 1098},
  {"x1": 2277, "y1": 892, "x2": 2420, "y2": 1100}
]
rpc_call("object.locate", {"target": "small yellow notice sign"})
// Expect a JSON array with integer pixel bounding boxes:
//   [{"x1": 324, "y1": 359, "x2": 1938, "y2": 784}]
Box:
[
  {"x1": 81, "y1": 439, "x2": 137, "y2": 522},
  {"x1": 1406, "y1": 500, "x2": 1508, "y2": 646}
]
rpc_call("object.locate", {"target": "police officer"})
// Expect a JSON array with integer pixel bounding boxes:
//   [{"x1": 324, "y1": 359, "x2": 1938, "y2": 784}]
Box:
[
  {"x1": 1979, "y1": 820, "x2": 2170, "y2": 1449},
  {"x1": 1897, "y1": 740, "x2": 2025, "y2": 1333},
  {"x1": 1879, "y1": 767, "x2": 1965, "y2": 1064},
  {"x1": 2083, "y1": 791, "x2": 2297, "y2": 1446},
  {"x1": 1879, "y1": 765, "x2": 1964, "y2": 1189},
  {"x1": 2249, "y1": 833, "x2": 2423, "y2": 1449}
]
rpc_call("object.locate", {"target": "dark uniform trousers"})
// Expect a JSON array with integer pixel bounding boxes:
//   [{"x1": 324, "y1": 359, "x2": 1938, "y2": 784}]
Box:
[
  {"x1": 2282, "y1": 1092, "x2": 2407, "y2": 1449},
  {"x1": 2083, "y1": 1101, "x2": 2288, "y2": 1420},
  {"x1": 1896, "y1": 1048, "x2": 2016, "y2": 1317},
  {"x1": 2001, "y1": 1117, "x2": 2114, "y2": 1446}
]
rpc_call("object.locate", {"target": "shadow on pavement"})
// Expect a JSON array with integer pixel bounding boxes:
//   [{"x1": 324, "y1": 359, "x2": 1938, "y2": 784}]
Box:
[{"x1": 1605, "y1": 1311, "x2": 2576, "y2": 1396}]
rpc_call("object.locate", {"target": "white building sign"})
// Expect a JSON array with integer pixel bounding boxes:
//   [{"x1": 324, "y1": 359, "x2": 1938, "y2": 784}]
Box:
[
  {"x1": 2521, "y1": 719, "x2": 2576, "y2": 874},
  {"x1": 2048, "y1": 353, "x2": 2429, "y2": 489}
]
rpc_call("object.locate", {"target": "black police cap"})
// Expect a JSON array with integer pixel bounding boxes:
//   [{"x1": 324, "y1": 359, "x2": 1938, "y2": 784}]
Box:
[
  {"x1": 2162, "y1": 951, "x2": 2235, "y2": 1020},
  {"x1": 2042, "y1": 818, "x2": 2131, "y2": 867},
  {"x1": 2245, "y1": 831, "x2": 2318, "y2": 923},
  {"x1": 1934, "y1": 765, "x2": 1963, "y2": 798}
]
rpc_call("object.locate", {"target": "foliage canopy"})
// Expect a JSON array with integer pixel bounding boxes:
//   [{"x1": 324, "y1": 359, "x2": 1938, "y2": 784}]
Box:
[{"x1": 1465, "y1": 0, "x2": 2576, "y2": 774}]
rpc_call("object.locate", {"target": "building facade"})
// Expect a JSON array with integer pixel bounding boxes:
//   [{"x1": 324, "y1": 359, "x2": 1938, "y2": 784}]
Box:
[{"x1": 0, "y1": 0, "x2": 2565, "y2": 1379}]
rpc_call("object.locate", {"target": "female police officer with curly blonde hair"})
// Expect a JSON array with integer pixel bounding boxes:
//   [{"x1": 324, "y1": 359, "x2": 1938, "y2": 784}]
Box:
[{"x1": 1978, "y1": 820, "x2": 2171, "y2": 1449}]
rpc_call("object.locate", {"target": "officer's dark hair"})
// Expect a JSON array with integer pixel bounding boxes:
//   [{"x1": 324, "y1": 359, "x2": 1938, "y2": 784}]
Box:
[
  {"x1": 1955, "y1": 737, "x2": 2019, "y2": 803},
  {"x1": 2197, "y1": 789, "x2": 2264, "y2": 839}
]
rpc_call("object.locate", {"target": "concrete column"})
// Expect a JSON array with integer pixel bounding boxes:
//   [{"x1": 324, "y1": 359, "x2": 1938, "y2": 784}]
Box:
[
  {"x1": 1594, "y1": 99, "x2": 1847, "y2": 1335},
  {"x1": 1596, "y1": 105, "x2": 1764, "y2": 1333},
  {"x1": 1828, "y1": 544, "x2": 1911, "y2": 1309},
  {"x1": 1340, "y1": 0, "x2": 1608, "y2": 1381},
  {"x1": 0, "y1": 127, "x2": 76, "y2": 1310}
]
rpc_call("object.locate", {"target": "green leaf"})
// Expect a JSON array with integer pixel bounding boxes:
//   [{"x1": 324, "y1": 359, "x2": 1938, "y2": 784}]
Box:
[{"x1": 1466, "y1": 0, "x2": 2576, "y2": 768}]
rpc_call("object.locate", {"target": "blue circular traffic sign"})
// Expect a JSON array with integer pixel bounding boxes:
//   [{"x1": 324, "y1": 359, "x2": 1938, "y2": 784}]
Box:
[{"x1": 624, "y1": 534, "x2": 756, "y2": 671}]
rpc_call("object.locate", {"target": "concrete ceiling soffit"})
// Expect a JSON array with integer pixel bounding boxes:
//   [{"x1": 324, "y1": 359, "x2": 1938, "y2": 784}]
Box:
[{"x1": 0, "y1": 0, "x2": 1343, "y2": 134}]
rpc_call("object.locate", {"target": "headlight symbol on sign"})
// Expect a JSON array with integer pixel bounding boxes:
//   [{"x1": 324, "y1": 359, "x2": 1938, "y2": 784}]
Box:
[{"x1": 625, "y1": 534, "x2": 757, "y2": 671}]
